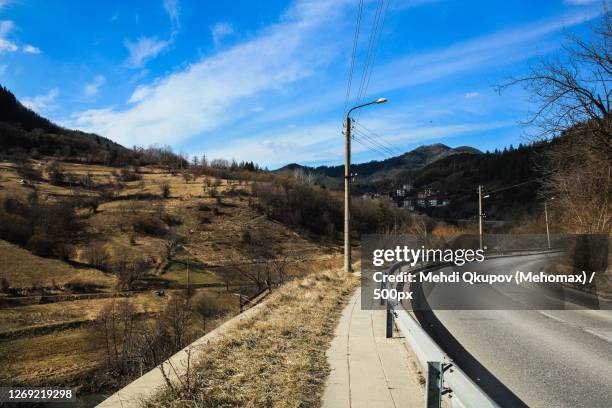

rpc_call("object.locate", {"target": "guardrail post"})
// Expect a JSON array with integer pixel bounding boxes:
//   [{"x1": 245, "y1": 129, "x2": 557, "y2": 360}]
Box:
[
  {"x1": 426, "y1": 361, "x2": 443, "y2": 408},
  {"x1": 386, "y1": 302, "x2": 393, "y2": 338}
]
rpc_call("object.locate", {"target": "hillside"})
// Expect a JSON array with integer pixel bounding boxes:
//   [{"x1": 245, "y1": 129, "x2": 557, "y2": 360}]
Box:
[
  {"x1": 354, "y1": 142, "x2": 548, "y2": 221},
  {"x1": 0, "y1": 85, "x2": 135, "y2": 165},
  {"x1": 0, "y1": 158, "x2": 341, "y2": 394},
  {"x1": 278, "y1": 140, "x2": 545, "y2": 222},
  {"x1": 277, "y1": 143, "x2": 482, "y2": 182}
]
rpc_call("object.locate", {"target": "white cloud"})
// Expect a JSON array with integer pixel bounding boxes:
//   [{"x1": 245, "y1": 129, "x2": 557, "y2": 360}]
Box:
[
  {"x1": 124, "y1": 36, "x2": 171, "y2": 67},
  {"x1": 0, "y1": 20, "x2": 13, "y2": 37},
  {"x1": 211, "y1": 22, "x2": 235, "y2": 46},
  {"x1": 163, "y1": 0, "x2": 180, "y2": 31},
  {"x1": 465, "y1": 91, "x2": 480, "y2": 98},
  {"x1": 83, "y1": 75, "x2": 106, "y2": 98},
  {"x1": 0, "y1": 38, "x2": 17, "y2": 52},
  {"x1": 0, "y1": 20, "x2": 17, "y2": 52},
  {"x1": 22, "y1": 44, "x2": 40, "y2": 54},
  {"x1": 128, "y1": 84, "x2": 153, "y2": 103},
  {"x1": 0, "y1": 20, "x2": 41, "y2": 54},
  {"x1": 70, "y1": 0, "x2": 353, "y2": 146},
  {"x1": 123, "y1": 1, "x2": 180, "y2": 67},
  {"x1": 22, "y1": 88, "x2": 59, "y2": 113},
  {"x1": 369, "y1": 9, "x2": 601, "y2": 97}
]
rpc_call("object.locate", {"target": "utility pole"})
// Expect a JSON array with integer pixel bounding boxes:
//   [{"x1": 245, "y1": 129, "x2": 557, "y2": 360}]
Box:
[
  {"x1": 344, "y1": 115, "x2": 352, "y2": 273},
  {"x1": 544, "y1": 200, "x2": 551, "y2": 249},
  {"x1": 344, "y1": 98, "x2": 387, "y2": 273},
  {"x1": 478, "y1": 185, "x2": 483, "y2": 250}
]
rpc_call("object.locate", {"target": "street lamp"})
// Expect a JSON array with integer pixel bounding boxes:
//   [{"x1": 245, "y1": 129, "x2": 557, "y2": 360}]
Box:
[{"x1": 344, "y1": 98, "x2": 388, "y2": 273}]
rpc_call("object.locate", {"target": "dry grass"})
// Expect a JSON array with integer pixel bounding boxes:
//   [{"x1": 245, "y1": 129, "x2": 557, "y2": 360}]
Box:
[
  {"x1": 0, "y1": 239, "x2": 116, "y2": 289},
  {"x1": 0, "y1": 292, "x2": 166, "y2": 334},
  {"x1": 147, "y1": 267, "x2": 358, "y2": 408},
  {"x1": 0, "y1": 287, "x2": 242, "y2": 388},
  {"x1": 0, "y1": 326, "x2": 106, "y2": 386}
]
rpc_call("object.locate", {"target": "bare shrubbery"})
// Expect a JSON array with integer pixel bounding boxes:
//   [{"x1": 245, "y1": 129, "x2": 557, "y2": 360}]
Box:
[
  {"x1": 116, "y1": 166, "x2": 143, "y2": 182},
  {"x1": 45, "y1": 161, "x2": 65, "y2": 185},
  {"x1": 0, "y1": 277, "x2": 10, "y2": 293},
  {"x1": 252, "y1": 176, "x2": 423, "y2": 239},
  {"x1": 16, "y1": 160, "x2": 43, "y2": 182},
  {"x1": 64, "y1": 278, "x2": 102, "y2": 293},
  {"x1": 111, "y1": 248, "x2": 148, "y2": 290},
  {"x1": 94, "y1": 293, "x2": 214, "y2": 381},
  {"x1": 132, "y1": 213, "x2": 168, "y2": 236},
  {"x1": 84, "y1": 242, "x2": 111, "y2": 271},
  {"x1": 160, "y1": 181, "x2": 171, "y2": 198},
  {"x1": 0, "y1": 195, "x2": 81, "y2": 260}
]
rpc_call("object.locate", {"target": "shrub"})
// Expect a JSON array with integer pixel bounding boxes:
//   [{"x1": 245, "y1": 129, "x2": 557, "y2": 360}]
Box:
[
  {"x1": 118, "y1": 167, "x2": 142, "y2": 182},
  {"x1": 54, "y1": 243, "x2": 75, "y2": 261},
  {"x1": 197, "y1": 203, "x2": 211, "y2": 211},
  {"x1": 46, "y1": 161, "x2": 65, "y2": 185},
  {"x1": 160, "y1": 181, "x2": 171, "y2": 198},
  {"x1": 0, "y1": 210, "x2": 31, "y2": 245},
  {"x1": 161, "y1": 212, "x2": 182, "y2": 226},
  {"x1": 16, "y1": 162, "x2": 43, "y2": 181},
  {"x1": 80, "y1": 172, "x2": 95, "y2": 188},
  {"x1": 85, "y1": 242, "x2": 110, "y2": 270},
  {"x1": 26, "y1": 232, "x2": 55, "y2": 257},
  {"x1": 241, "y1": 229, "x2": 253, "y2": 244},
  {"x1": 198, "y1": 215, "x2": 211, "y2": 225},
  {"x1": 191, "y1": 292, "x2": 225, "y2": 330},
  {"x1": 132, "y1": 214, "x2": 167, "y2": 236},
  {"x1": 64, "y1": 278, "x2": 101, "y2": 293},
  {"x1": 0, "y1": 277, "x2": 9, "y2": 293}
]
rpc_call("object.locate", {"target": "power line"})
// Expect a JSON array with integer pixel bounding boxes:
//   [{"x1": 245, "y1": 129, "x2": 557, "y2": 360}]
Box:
[
  {"x1": 356, "y1": 0, "x2": 390, "y2": 117},
  {"x1": 354, "y1": 121, "x2": 403, "y2": 155},
  {"x1": 482, "y1": 157, "x2": 611, "y2": 196},
  {"x1": 352, "y1": 128, "x2": 396, "y2": 157},
  {"x1": 343, "y1": 0, "x2": 364, "y2": 116},
  {"x1": 354, "y1": 0, "x2": 385, "y2": 109},
  {"x1": 352, "y1": 134, "x2": 391, "y2": 159}
]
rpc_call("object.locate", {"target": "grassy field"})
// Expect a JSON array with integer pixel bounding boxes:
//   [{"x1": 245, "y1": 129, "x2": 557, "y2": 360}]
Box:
[
  {"x1": 0, "y1": 240, "x2": 117, "y2": 290},
  {"x1": 147, "y1": 266, "x2": 358, "y2": 408}
]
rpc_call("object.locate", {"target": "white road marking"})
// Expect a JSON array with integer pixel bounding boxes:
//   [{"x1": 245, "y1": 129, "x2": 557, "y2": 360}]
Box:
[{"x1": 538, "y1": 311, "x2": 612, "y2": 344}]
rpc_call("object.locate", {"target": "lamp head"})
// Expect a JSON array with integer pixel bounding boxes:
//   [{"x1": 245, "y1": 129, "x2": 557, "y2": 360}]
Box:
[{"x1": 375, "y1": 97, "x2": 387, "y2": 104}]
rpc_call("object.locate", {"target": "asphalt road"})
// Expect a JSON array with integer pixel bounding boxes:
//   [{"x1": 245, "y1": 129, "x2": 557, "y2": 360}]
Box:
[{"x1": 414, "y1": 253, "x2": 612, "y2": 408}]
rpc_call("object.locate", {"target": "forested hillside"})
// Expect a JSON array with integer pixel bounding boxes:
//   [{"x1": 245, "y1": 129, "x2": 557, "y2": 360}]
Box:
[{"x1": 0, "y1": 86, "x2": 133, "y2": 165}]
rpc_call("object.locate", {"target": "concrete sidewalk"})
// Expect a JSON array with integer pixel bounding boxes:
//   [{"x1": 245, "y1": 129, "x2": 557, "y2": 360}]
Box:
[{"x1": 322, "y1": 288, "x2": 424, "y2": 408}]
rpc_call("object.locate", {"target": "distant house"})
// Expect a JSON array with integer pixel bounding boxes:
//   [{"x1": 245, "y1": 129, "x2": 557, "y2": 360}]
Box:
[
  {"x1": 402, "y1": 183, "x2": 413, "y2": 192},
  {"x1": 403, "y1": 199, "x2": 415, "y2": 211},
  {"x1": 415, "y1": 187, "x2": 433, "y2": 198},
  {"x1": 417, "y1": 199, "x2": 427, "y2": 207},
  {"x1": 396, "y1": 189, "x2": 406, "y2": 197}
]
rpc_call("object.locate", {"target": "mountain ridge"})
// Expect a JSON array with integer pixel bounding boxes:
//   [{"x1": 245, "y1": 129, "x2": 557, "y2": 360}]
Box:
[{"x1": 277, "y1": 143, "x2": 482, "y2": 179}]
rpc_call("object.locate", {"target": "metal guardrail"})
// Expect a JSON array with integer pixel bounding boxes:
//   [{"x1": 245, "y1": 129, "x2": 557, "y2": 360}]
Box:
[
  {"x1": 383, "y1": 261, "x2": 497, "y2": 408},
  {"x1": 383, "y1": 248, "x2": 565, "y2": 407}
]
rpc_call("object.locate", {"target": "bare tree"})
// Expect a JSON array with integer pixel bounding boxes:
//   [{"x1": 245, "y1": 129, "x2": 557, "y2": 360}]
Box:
[
  {"x1": 500, "y1": 10, "x2": 612, "y2": 233},
  {"x1": 97, "y1": 299, "x2": 139, "y2": 374}
]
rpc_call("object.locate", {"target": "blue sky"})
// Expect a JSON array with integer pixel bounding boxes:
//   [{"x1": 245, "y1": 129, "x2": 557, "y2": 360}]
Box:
[{"x1": 0, "y1": 0, "x2": 605, "y2": 168}]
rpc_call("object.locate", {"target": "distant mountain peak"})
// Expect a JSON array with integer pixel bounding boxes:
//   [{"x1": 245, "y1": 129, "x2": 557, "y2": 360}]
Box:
[{"x1": 276, "y1": 143, "x2": 482, "y2": 178}]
